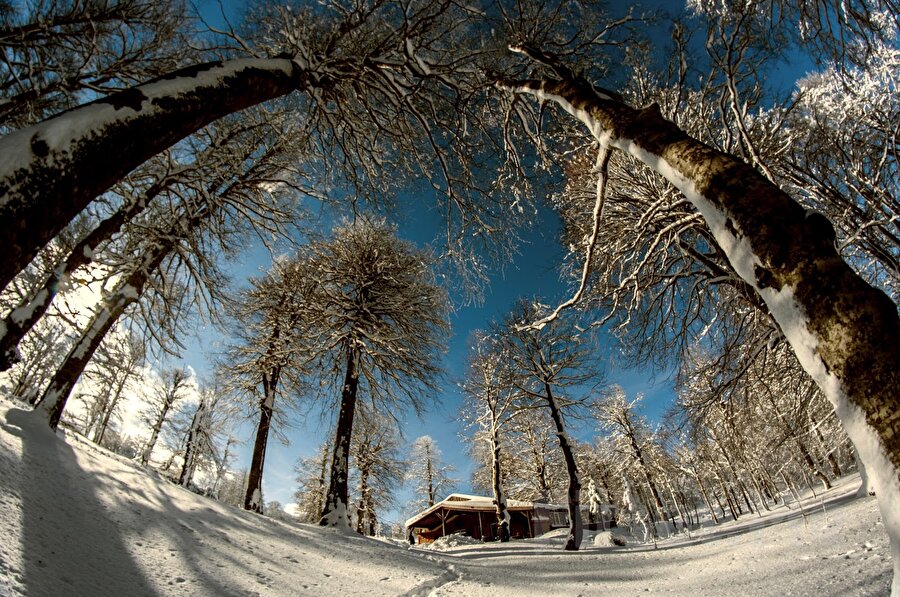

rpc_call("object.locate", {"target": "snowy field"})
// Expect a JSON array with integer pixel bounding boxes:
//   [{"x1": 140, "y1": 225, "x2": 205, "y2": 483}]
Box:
[{"x1": 0, "y1": 397, "x2": 891, "y2": 596}]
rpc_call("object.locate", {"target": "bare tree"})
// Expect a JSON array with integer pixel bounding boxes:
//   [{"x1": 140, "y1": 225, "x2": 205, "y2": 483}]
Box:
[
  {"x1": 0, "y1": 0, "x2": 518, "y2": 297},
  {"x1": 499, "y1": 300, "x2": 603, "y2": 551},
  {"x1": 140, "y1": 367, "x2": 191, "y2": 466},
  {"x1": 224, "y1": 255, "x2": 316, "y2": 513},
  {"x1": 407, "y1": 435, "x2": 457, "y2": 513},
  {"x1": 595, "y1": 387, "x2": 668, "y2": 534},
  {"x1": 294, "y1": 440, "x2": 331, "y2": 524},
  {"x1": 78, "y1": 326, "x2": 146, "y2": 445},
  {"x1": 460, "y1": 332, "x2": 521, "y2": 542},
  {"x1": 495, "y1": 11, "x2": 898, "y2": 573},
  {"x1": 178, "y1": 384, "x2": 226, "y2": 488},
  {"x1": 296, "y1": 219, "x2": 449, "y2": 528},
  {"x1": 0, "y1": 0, "x2": 193, "y2": 129},
  {"x1": 350, "y1": 406, "x2": 405, "y2": 536},
  {"x1": 31, "y1": 105, "x2": 312, "y2": 430}
]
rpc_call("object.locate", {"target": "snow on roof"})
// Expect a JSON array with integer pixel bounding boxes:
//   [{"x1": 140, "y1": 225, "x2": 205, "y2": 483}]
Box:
[{"x1": 404, "y1": 493, "x2": 533, "y2": 529}]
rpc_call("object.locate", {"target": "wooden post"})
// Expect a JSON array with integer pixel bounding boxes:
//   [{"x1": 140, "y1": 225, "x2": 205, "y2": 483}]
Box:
[{"x1": 478, "y1": 511, "x2": 484, "y2": 540}]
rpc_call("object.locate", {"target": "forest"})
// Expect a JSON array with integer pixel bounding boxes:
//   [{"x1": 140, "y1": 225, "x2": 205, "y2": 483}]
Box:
[{"x1": 0, "y1": 0, "x2": 897, "y2": 594}]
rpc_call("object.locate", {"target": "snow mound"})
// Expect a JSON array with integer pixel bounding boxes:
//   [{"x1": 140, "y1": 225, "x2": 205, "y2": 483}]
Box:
[
  {"x1": 592, "y1": 531, "x2": 626, "y2": 547},
  {"x1": 426, "y1": 532, "x2": 482, "y2": 551},
  {"x1": 535, "y1": 527, "x2": 570, "y2": 540}
]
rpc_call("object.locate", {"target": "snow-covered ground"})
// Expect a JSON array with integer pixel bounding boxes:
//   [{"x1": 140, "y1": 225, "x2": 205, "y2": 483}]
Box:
[{"x1": 0, "y1": 397, "x2": 891, "y2": 596}]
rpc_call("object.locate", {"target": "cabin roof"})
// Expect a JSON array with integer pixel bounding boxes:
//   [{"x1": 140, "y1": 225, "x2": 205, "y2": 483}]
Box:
[{"x1": 403, "y1": 493, "x2": 533, "y2": 529}]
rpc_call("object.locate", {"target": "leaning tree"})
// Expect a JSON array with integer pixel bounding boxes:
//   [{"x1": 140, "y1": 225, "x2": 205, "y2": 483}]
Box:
[{"x1": 491, "y1": 1, "x2": 898, "y2": 579}]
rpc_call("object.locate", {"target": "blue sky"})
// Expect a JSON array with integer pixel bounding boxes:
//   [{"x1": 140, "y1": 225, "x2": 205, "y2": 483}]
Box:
[
  {"x1": 175, "y1": 192, "x2": 677, "y2": 524},
  {"x1": 177, "y1": 0, "x2": 816, "y2": 525},
  {"x1": 173, "y1": 0, "x2": 683, "y2": 525}
]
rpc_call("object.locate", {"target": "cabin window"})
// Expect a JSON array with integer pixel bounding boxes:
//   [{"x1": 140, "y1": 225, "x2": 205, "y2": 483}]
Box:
[{"x1": 549, "y1": 511, "x2": 568, "y2": 527}]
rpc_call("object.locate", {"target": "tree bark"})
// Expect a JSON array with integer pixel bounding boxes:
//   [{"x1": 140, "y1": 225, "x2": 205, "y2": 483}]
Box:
[
  {"x1": 141, "y1": 390, "x2": 175, "y2": 466},
  {"x1": 544, "y1": 382, "x2": 582, "y2": 551},
  {"x1": 503, "y1": 63, "x2": 900, "y2": 585},
  {"x1": 356, "y1": 469, "x2": 370, "y2": 535},
  {"x1": 244, "y1": 328, "x2": 283, "y2": 512},
  {"x1": 490, "y1": 430, "x2": 510, "y2": 542},
  {"x1": 0, "y1": 57, "x2": 308, "y2": 292},
  {"x1": 321, "y1": 345, "x2": 360, "y2": 528}
]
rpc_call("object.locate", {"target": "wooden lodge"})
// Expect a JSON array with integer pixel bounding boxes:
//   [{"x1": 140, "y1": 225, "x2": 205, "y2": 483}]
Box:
[{"x1": 404, "y1": 493, "x2": 617, "y2": 544}]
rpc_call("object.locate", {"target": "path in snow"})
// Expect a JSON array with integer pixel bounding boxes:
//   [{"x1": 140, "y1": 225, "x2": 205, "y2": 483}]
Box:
[
  {"x1": 416, "y1": 478, "x2": 891, "y2": 596},
  {"x1": 0, "y1": 396, "x2": 891, "y2": 596}
]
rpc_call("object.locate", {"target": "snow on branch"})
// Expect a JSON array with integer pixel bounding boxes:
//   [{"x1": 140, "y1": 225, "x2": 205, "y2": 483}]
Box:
[{"x1": 518, "y1": 144, "x2": 612, "y2": 332}]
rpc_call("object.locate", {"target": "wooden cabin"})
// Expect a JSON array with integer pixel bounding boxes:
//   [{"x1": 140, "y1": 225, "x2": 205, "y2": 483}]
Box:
[{"x1": 404, "y1": 493, "x2": 617, "y2": 544}]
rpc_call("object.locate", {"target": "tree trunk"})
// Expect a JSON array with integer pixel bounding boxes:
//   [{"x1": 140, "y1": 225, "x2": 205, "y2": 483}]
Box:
[
  {"x1": 813, "y1": 422, "x2": 843, "y2": 478},
  {"x1": 35, "y1": 259, "x2": 157, "y2": 430},
  {"x1": 629, "y1": 434, "x2": 665, "y2": 521},
  {"x1": 712, "y1": 488, "x2": 728, "y2": 521},
  {"x1": 180, "y1": 398, "x2": 207, "y2": 487},
  {"x1": 244, "y1": 346, "x2": 282, "y2": 512},
  {"x1": 544, "y1": 382, "x2": 582, "y2": 551},
  {"x1": 533, "y1": 445, "x2": 551, "y2": 502},
  {"x1": 356, "y1": 469, "x2": 370, "y2": 535},
  {"x1": 693, "y1": 470, "x2": 719, "y2": 524},
  {"x1": 93, "y1": 369, "x2": 131, "y2": 445},
  {"x1": 141, "y1": 393, "x2": 174, "y2": 466},
  {"x1": 505, "y1": 64, "x2": 900, "y2": 587},
  {"x1": 798, "y1": 440, "x2": 832, "y2": 491},
  {"x1": 320, "y1": 345, "x2": 359, "y2": 528},
  {"x1": 490, "y1": 429, "x2": 510, "y2": 542},
  {"x1": 713, "y1": 470, "x2": 738, "y2": 521},
  {"x1": 0, "y1": 58, "x2": 308, "y2": 292},
  {"x1": 425, "y1": 442, "x2": 435, "y2": 507}
]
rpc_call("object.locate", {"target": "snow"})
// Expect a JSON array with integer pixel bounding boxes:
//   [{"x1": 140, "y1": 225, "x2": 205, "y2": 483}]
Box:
[{"x1": 0, "y1": 395, "x2": 891, "y2": 595}]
